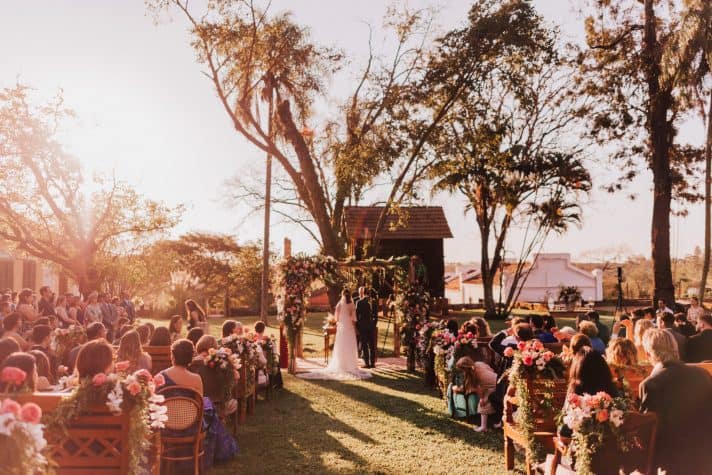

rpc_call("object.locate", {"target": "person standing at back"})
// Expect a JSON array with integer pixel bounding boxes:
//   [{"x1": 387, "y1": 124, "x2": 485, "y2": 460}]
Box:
[
  {"x1": 355, "y1": 287, "x2": 375, "y2": 368},
  {"x1": 37, "y1": 286, "x2": 55, "y2": 317},
  {"x1": 687, "y1": 314, "x2": 712, "y2": 363}
]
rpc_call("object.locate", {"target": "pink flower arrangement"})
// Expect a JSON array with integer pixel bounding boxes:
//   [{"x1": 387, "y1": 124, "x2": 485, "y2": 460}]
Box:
[
  {"x1": 1, "y1": 398, "x2": 21, "y2": 416},
  {"x1": 92, "y1": 373, "x2": 107, "y2": 386},
  {"x1": 126, "y1": 381, "x2": 142, "y2": 396},
  {"x1": 115, "y1": 361, "x2": 130, "y2": 372},
  {"x1": 1, "y1": 367, "x2": 27, "y2": 386},
  {"x1": 503, "y1": 347, "x2": 515, "y2": 358},
  {"x1": 153, "y1": 373, "x2": 165, "y2": 388},
  {"x1": 18, "y1": 402, "x2": 42, "y2": 424}
]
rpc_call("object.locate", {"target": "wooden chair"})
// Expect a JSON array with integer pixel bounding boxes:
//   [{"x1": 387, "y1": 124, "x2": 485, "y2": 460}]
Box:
[
  {"x1": 503, "y1": 378, "x2": 568, "y2": 475},
  {"x1": 612, "y1": 365, "x2": 653, "y2": 400},
  {"x1": 547, "y1": 412, "x2": 657, "y2": 475},
  {"x1": 15, "y1": 392, "x2": 160, "y2": 475},
  {"x1": 145, "y1": 346, "x2": 172, "y2": 374},
  {"x1": 157, "y1": 385, "x2": 205, "y2": 475},
  {"x1": 233, "y1": 364, "x2": 255, "y2": 427}
]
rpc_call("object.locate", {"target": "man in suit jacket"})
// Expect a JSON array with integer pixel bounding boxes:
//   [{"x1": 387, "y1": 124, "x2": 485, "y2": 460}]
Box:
[
  {"x1": 659, "y1": 311, "x2": 688, "y2": 361},
  {"x1": 639, "y1": 328, "x2": 712, "y2": 474},
  {"x1": 355, "y1": 287, "x2": 375, "y2": 368},
  {"x1": 687, "y1": 314, "x2": 712, "y2": 363}
]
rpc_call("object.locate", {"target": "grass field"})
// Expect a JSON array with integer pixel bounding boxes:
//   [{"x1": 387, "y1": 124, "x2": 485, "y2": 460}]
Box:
[{"x1": 140, "y1": 311, "x2": 614, "y2": 474}]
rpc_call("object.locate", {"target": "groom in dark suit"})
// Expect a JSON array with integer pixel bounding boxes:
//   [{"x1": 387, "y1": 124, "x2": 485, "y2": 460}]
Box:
[{"x1": 356, "y1": 287, "x2": 376, "y2": 368}]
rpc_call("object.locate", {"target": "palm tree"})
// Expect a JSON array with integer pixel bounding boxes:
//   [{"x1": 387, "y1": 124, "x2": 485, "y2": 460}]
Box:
[{"x1": 663, "y1": 0, "x2": 711, "y2": 301}]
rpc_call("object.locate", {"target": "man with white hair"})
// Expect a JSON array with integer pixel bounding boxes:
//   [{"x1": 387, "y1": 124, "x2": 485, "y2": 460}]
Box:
[{"x1": 639, "y1": 329, "x2": 712, "y2": 474}]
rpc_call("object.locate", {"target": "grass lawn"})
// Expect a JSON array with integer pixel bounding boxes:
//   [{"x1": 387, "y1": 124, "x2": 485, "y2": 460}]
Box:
[
  {"x1": 139, "y1": 311, "x2": 617, "y2": 474},
  {"x1": 209, "y1": 370, "x2": 519, "y2": 475}
]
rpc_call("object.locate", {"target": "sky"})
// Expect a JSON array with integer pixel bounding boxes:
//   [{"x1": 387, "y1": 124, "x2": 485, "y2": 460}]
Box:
[{"x1": 0, "y1": 0, "x2": 707, "y2": 264}]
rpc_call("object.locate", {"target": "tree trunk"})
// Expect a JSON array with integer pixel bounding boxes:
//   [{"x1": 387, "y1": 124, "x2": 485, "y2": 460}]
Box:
[
  {"x1": 644, "y1": 0, "x2": 675, "y2": 307},
  {"x1": 698, "y1": 95, "x2": 712, "y2": 303},
  {"x1": 260, "y1": 94, "x2": 274, "y2": 325}
]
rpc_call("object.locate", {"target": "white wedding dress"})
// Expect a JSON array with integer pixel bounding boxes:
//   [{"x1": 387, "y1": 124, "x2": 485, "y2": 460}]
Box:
[{"x1": 299, "y1": 298, "x2": 372, "y2": 381}]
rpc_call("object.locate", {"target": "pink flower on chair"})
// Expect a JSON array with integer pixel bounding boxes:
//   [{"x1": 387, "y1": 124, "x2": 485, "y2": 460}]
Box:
[
  {"x1": 503, "y1": 347, "x2": 515, "y2": 358},
  {"x1": 153, "y1": 374, "x2": 165, "y2": 388},
  {"x1": 0, "y1": 367, "x2": 26, "y2": 386},
  {"x1": 127, "y1": 381, "x2": 142, "y2": 396},
  {"x1": 1, "y1": 399, "x2": 21, "y2": 416},
  {"x1": 115, "y1": 361, "x2": 130, "y2": 372},
  {"x1": 19, "y1": 402, "x2": 42, "y2": 424},
  {"x1": 92, "y1": 373, "x2": 107, "y2": 386}
]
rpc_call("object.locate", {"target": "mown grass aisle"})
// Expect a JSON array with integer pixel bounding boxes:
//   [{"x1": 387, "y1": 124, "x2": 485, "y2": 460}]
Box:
[{"x1": 210, "y1": 368, "x2": 517, "y2": 475}]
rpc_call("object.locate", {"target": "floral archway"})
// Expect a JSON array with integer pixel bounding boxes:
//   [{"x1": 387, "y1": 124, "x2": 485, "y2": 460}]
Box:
[{"x1": 277, "y1": 254, "x2": 430, "y2": 373}]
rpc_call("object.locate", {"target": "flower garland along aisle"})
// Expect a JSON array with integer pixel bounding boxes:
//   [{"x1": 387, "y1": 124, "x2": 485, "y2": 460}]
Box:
[
  {"x1": 278, "y1": 255, "x2": 338, "y2": 374},
  {"x1": 398, "y1": 281, "x2": 430, "y2": 372},
  {"x1": 419, "y1": 322, "x2": 455, "y2": 394},
  {"x1": 218, "y1": 334, "x2": 257, "y2": 396},
  {"x1": 257, "y1": 334, "x2": 279, "y2": 378},
  {"x1": 560, "y1": 392, "x2": 629, "y2": 475},
  {"x1": 50, "y1": 325, "x2": 87, "y2": 367},
  {"x1": 503, "y1": 340, "x2": 566, "y2": 462},
  {"x1": 0, "y1": 397, "x2": 48, "y2": 475},
  {"x1": 47, "y1": 369, "x2": 168, "y2": 475}
]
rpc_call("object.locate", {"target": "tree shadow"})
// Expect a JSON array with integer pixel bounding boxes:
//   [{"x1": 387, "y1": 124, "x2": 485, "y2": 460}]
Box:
[
  {"x1": 301, "y1": 371, "x2": 504, "y2": 454},
  {"x1": 213, "y1": 387, "x2": 375, "y2": 475}
]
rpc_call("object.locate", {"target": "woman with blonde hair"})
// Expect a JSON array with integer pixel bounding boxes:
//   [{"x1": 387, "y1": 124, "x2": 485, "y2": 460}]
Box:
[
  {"x1": 116, "y1": 330, "x2": 152, "y2": 372},
  {"x1": 634, "y1": 318, "x2": 655, "y2": 364},
  {"x1": 606, "y1": 338, "x2": 638, "y2": 367}
]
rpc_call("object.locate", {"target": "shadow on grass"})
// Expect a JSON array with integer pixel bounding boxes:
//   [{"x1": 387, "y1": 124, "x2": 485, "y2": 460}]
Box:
[
  {"x1": 301, "y1": 371, "x2": 503, "y2": 453},
  {"x1": 210, "y1": 387, "x2": 376, "y2": 475}
]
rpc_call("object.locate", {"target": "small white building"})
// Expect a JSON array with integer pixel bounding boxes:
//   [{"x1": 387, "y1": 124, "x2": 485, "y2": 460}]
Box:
[{"x1": 445, "y1": 253, "x2": 603, "y2": 305}]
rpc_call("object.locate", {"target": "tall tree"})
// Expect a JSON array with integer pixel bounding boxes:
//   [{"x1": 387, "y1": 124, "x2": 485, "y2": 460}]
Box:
[
  {"x1": 579, "y1": 0, "x2": 706, "y2": 305},
  {"x1": 430, "y1": 55, "x2": 592, "y2": 317},
  {"x1": 152, "y1": 0, "x2": 552, "y2": 306},
  {"x1": 661, "y1": 0, "x2": 712, "y2": 298},
  {"x1": 0, "y1": 85, "x2": 182, "y2": 294}
]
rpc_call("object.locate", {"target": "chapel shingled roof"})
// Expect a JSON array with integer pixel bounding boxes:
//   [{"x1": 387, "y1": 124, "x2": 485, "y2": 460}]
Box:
[{"x1": 343, "y1": 206, "x2": 453, "y2": 240}]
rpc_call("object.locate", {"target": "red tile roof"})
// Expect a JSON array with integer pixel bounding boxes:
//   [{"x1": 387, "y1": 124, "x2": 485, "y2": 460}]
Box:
[{"x1": 344, "y1": 206, "x2": 453, "y2": 240}]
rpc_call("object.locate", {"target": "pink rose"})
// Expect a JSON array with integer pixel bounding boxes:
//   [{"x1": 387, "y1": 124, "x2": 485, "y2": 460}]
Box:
[
  {"x1": 596, "y1": 391, "x2": 612, "y2": 402},
  {"x1": 92, "y1": 373, "x2": 107, "y2": 386},
  {"x1": 517, "y1": 341, "x2": 527, "y2": 351},
  {"x1": 522, "y1": 355, "x2": 534, "y2": 366},
  {"x1": 127, "y1": 381, "x2": 142, "y2": 396},
  {"x1": 19, "y1": 402, "x2": 42, "y2": 424},
  {"x1": 466, "y1": 332, "x2": 474, "y2": 339},
  {"x1": 153, "y1": 374, "x2": 165, "y2": 388},
  {"x1": 567, "y1": 393, "x2": 580, "y2": 406},
  {"x1": 1, "y1": 399, "x2": 21, "y2": 416},
  {"x1": 542, "y1": 351, "x2": 554, "y2": 362},
  {"x1": 135, "y1": 369, "x2": 152, "y2": 383},
  {"x1": 596, "y1": 409, "x2": 609, "y2": 423},
  {"x1": 503, "y1": 347, "x2": 515, "y2": 358},
  {"x1": 0, "y1": 367, "x2": 26, "y2": 386},
  {"x1": 533, "y1": 340, "x2": 544, "y2": 351},
  {"x1": 115, "y1": 361, "x2": 130, "y2": 372}
]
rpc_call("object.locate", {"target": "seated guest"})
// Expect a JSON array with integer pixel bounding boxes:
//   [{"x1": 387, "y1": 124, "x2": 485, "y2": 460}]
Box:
[
  {"x1": 189, "y1": 335, "x2": 224, "y2": 404},
  {"x1": 0, "y1": 352, "x2": 37, "y2": 392},
  {"x1": 144, "y1": 322, "x2": 156, "y2": 340},
  {"x1": 136, "y1": 324, "x2": 151, "y2": 346},
  {"x1": 168, "y1": 315, "x2": 183, "y2": 342},
  {"x1": 639, "y1": 329, "x2": 712, "y2": 473},
  {"x1": 234, "y1": 322, "x2": 244, "y2": 336},
  {"x1": 606, "y1": 338, "x2": 649, "y2": 398},
  {"x1": 186, "y1": 327, "x2": 204, "y2": 347},
  {"x1": 160, "y1": 339, "x2": 237, "y2": 469},
  {"x1": 29, "y1": 324, "x2": 57, "y2": 379},
  {"x1": 75, "y1": 339, "x2": 114, "y2": 379},
  {"x1": 113, "y1": 324, "x2": 134, "y2": 345},
  {"x1": 254, "y1": 321, "x2": 267, "y2": 337},
  {"x1": 530, "y1": 314, "x2": 557, "y2": 343},
  {"x1": 675, "y1": 312, "x2": 697, "y2": 337},
  {"x1": 606, "y1": 338, "x2": 638, "y2": 367},
  {"x1": 611, "y1": 313, "x2": 633, "y2": 340},
  {"x1": 54, "y1": 295, "x2": 76, "y2": 327},
  {"x1": 16, "y1": 289, "x2": 39, "y2": 328},
  {"x1": 634, "y1": 319, "x2": 655, "y2": 363},
  {"x1": 28, "y1": 349, "x2": 53, "y2": 389},
  {"x1": 687, "y1": 314, "x2": 712, "y2": 363},
  {"x1": 0, "y1": 337, "x2": 21, "y2": 365},
  {"x1": 447, "y1": 356, "x2": 497, "y2": 432},
  {"x1": 445, "y1": 319, "x2": 459, "y2": 336},
  {"x1": 586, "y1": 310, "x2": 610, "y2": 345},
  {"x1": 658, "y1": 311, "x2": 688, "y2": 361},
  {"x1": 149, "y1": 326, "x2": 171, "y2": 346},
  {"x1": 568, "y1": 346, "x2": 618, "y2": 397},
  {"x1": 553, "y1": 326, "x2": 577, "y2": 342},
  {"x1": 577, "y1": 321, "x2": 605, "y2": 354},
  {"x1": 460, "y1": 320, "x2": 478, "y2": 338},
  {"x1": 473, "y1": 317, "x2": 492, "y2": 339},
  {"x1": 489, "y1": 317, "x2": 527, "y2": 357},
  {"x1": 686, "y1": 296, "x2": 705, "y2": 326},
  {"x1": 1, "y1": 313, "x2": 28, "y2": 350},
  {"x1": 222, "y1": 320, "x2": 238, "y2": 338},
  {"x1": 67, "y1": 322, "x2": 106, "y2": 372},
  {"x1": 117, "y1": 330, "x2": 152, "y2": 372},
  {"x1": 559, "y1": 347, "x2": 618, "y2": 438},
  {"x1": 569, "y1": 333, "x2": 592, "y2": 354}
]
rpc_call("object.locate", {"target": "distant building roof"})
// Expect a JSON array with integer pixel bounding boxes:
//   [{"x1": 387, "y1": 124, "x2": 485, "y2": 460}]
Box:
[{"x1": 344, "y1": 206, "x2": 453, "y2": 240}]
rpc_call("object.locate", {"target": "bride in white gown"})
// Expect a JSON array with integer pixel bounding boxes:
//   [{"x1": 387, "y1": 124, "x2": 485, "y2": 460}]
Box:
[{"x1": 299, "y1": 289, "x2": 372, "y2": 381}]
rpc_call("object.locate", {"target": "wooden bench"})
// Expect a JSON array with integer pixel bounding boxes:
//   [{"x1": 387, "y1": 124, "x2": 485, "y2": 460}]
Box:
[
  {"x1": 14, "y1": 392, "x2": 160, "y2": 475},
  {"x1": 503, "y1": 378, "x2": 567, "y2": 475},
  {"x1": 145, "y1": 346, "x2": 172, "y2": 374},
  {"x1": 690, "y1": 362, "x2": 712, "y2": 377}
]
